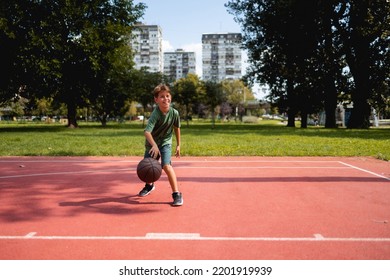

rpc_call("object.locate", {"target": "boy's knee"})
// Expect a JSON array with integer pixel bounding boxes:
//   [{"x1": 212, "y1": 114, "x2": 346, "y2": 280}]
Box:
[{"x1": 163, "y1": 164, "x2": 173, "y2": 173}]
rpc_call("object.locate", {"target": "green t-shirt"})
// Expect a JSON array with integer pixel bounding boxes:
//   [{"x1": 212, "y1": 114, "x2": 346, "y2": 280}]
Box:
[{"x1": 144, "y1": 106, "x2": 181, "y2": 149}]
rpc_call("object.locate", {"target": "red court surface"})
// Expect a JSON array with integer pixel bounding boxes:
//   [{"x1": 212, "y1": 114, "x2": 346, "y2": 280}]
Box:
[{"x1": 0, "y1": 156, "x2": 389, "y2": 260}]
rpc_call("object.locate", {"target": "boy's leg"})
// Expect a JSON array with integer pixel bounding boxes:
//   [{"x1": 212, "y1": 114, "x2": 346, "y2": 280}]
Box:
[
  {"x1": 138, "y1": 150, "x2": 156, "y2": 197},
  {"x1": 160, "y1": 145, "x2": 183, "y2": 206},
  {"x1": 163, "y1": 164, "x2": 179, "y2": 193}
]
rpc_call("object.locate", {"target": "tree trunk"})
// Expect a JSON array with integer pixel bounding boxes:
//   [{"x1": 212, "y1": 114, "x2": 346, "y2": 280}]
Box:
[
  {"x1": 211, "y1": 106, "x2": 216, "y2": 129},
  {"x1": 348, "y1": 94, "x2": 371, "y2": 129},
  {"x1": 100, "y1": 112, "x2": 107, "y2": 127},
  {"x1": 67, "y1": 100, "x2": 78, "y2": 128},
  {"x1": 345, "y1": 1, "x2": 371, "y2": 129},
  {"x1": 347, "y1": 39, "x2": 371, "y2": 129},
  {"x1": 347, "y1": 46, "x2": 371, "y2": 128},
  {"x1": 286, "y1": 78, "x2": 296, "y2": 127},
  {"x1": 300, "y1": 111, "x2": 308, "y2": 128},
  {"x1": 324, "y1": 77, "x2": 338, "y2": 128},
  {"x1": 323, "y1": 2, "x2": 338, "y2": 129},
  {"x1": 286, "y1": 111, "x2": 295, "y2": 127},
  {"x1": 186, "y1": 103, "x2": 190, "y2": 127}
]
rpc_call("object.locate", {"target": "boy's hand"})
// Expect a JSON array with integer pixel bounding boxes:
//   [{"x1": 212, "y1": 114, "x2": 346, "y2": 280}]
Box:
[
  {"x1": 149, "y1": 145, "x2": 160, "y2": 159},
  {"x1": 175, "y1": 145, "x2": 180, "y2": 158}
]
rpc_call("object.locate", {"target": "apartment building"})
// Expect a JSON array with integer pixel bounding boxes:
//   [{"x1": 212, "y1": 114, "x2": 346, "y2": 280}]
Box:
[
  {"x1": 202, "y1": 33, "x2": 242, "y2": 82},
  {"x1": 131, "y1": 23, "x2": 163, "y2": 73},
  {"x1": 163, "y1": 49, "x2": 196, "y2": 81}
]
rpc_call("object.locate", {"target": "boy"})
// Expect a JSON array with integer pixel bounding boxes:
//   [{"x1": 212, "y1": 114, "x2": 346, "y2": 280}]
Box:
[{"x1": 138, "y1": 84, "x2": 183, "y2": 206}]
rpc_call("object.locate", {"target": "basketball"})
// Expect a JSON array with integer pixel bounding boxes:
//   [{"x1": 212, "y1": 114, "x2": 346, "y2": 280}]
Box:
[{"x1": 136, "y1": 157, "x2": 162, "y2": 183}]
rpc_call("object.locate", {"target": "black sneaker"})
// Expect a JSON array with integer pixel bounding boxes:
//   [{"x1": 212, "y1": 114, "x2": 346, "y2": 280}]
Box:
[
  {"x1": 138, "y1": 183, "x2": 155, "y2": 197},
  {"x1": 172, "y1": 192, "x2": 183, "y2": 206}
]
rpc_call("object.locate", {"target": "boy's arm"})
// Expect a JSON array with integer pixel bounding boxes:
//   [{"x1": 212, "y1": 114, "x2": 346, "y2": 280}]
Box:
[
  {"x1": 174, "y1": 126, "x2": 181, "y2": 158},
  {"x1": 144, "y1": 131, "x2": 160, "y2": 158}
]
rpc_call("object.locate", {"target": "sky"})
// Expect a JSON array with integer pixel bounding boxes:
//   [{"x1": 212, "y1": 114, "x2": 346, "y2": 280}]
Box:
[
  {"x1": 133, "y1": 0, "x2": 264, "y2": 97},
  {"x1": 135, "y1": 0, "x2": 241, "y2": 49}
]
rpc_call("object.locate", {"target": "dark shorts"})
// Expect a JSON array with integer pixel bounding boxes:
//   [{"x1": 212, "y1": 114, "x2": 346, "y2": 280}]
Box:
[{"x1": 144, "y1": 144, "x2": 172, "y2": 167}]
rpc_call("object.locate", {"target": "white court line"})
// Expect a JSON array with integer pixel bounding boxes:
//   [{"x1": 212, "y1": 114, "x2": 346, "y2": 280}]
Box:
[
  {"x1": 0, "y1": 166, "x2": 349, "y2": 180},
  {"x1": 177, "y1": 160, "x2": 350, "y2": 164},
  {"x1": 0, "y1": 160, "x2": 139, "y2": 163},
  {"x1": 146, "y1": 233, "x2": 201, "y2": 239},
  {"x1": 338, "y1": 161, "x2": 390, "y2": 181},
  {"x1": 175, "y1": 166, "x2": 349, "y2": 169},
  {"x1": 0, "y1": 160, "x2": 341, "y2": 163},
  {"x1": 0, "y1": 166, "x2": 386, "y2": 180},
  {"x1": 0, "y1": 233, "x2": 389, "y2": 242},
  {"x1": 0, "y1": 168, "x2": 134, "y2": 179},
  {"x1": 0, "y1": 160, "x2": 387, "y2": 181}
]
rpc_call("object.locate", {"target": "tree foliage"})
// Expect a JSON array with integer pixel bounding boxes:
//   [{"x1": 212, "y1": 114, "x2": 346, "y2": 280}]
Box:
[
  {"x1": 172, "y1": 73, "x2": 205, "y2": 127},
  {"x1": 203, "y1": 81, "x2": 225, "y2": 128},
  {"x1": 226, "y1": 0, "x2": 389, "y2": 128},
  {"x1": 130, "y1": 68, "x2": 168, "y2": 127},
  {"x1": 0, "y1": 0, "x2": 145, "y2": 127}
]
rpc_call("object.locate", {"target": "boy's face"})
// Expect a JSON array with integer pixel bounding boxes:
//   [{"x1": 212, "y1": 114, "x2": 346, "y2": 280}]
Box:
[{"x1": 154, "y1": 90, "x2": 171, "y2": 112}]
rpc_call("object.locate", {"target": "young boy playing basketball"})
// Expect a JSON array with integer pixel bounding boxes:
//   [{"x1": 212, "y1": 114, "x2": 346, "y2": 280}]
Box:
[{"x1": 138, "y1": 83, "x2": 183, "y2": 206}]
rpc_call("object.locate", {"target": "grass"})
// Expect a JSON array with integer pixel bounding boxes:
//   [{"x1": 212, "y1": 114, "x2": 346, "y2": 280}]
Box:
[{"x1": 0, "y1": 121, "x2": 389, "y2": 160}]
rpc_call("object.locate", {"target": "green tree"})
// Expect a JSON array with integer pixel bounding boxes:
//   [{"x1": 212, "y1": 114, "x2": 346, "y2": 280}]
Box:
[
  {"x1": 131, "y1": 68, "x2": 167, "y2": 127},
  {"x1": 334, "y1": 0, "x2": 390, "y2": 128},
  {"x1": 222, "y1": 79, "x2": 252, "y2": 121},
  {"x1": 86, "y1": 28, "x2": 137, "y2": 126},
  {"x1": 317, "y1": 0, "x2": 344, "y2": 128},
  {"x1": 203, "y1": 81, "x2": 226, "y2": 128},
  {"x1": 0, "y1": 1, "x2": 44, "y2": 105},
  {"x1": 34, "y1": 97, "x2": 53, "y2": 117},
  {"x1": 173, "y1": 73, "x2": 204, "y2": 127},
  {"x1": 0, "y1": 0, "x2": 145, "y2": 127},
  {"x1": 227, "y1": 0, "x2": 319, "y2": 127},
  {"x1": 226, "y1": 0, "x2": 389, "y2": 129}
]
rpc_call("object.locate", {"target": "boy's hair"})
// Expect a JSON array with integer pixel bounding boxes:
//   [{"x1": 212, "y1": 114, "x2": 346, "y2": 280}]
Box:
[{"x1": 153, "y1": 84, "x2": 170, "y2": 98}]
